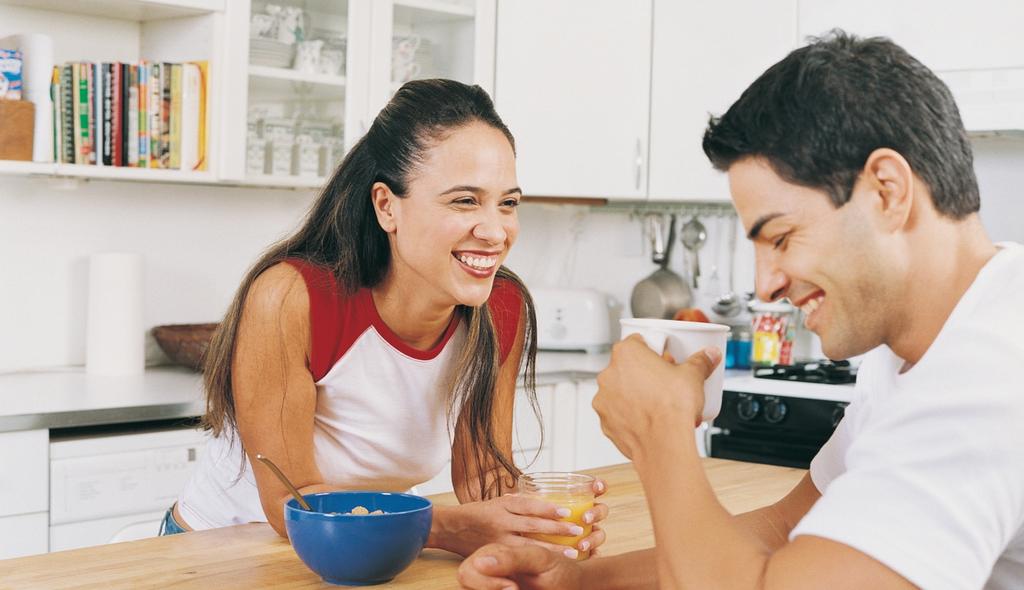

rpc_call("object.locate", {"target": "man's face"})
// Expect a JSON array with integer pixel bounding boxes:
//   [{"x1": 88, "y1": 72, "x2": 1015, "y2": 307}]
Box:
[{"x1": 729, "y1": 157, "x2": 898, "y2": 360}]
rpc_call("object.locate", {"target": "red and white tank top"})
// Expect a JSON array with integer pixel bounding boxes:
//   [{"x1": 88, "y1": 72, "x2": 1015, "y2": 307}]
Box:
[{"x1": 177, "y1": 259, "x2": 522, "y2": 529}]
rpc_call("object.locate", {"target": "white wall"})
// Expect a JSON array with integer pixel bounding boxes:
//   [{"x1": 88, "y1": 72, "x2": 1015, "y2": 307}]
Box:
[
  {"x1": 0, "y1": 139, "x2": 1020, "y2": 373},
  {"x1": 0, "y1": 178, "x2": 311, "y2": 372}
]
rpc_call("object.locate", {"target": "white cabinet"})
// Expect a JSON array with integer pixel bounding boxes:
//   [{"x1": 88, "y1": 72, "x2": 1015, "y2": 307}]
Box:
[
  {"x1": 0, "y1": 429, "x2": 49, "y2": 517},
  {"x1": 647, "y1": 0, "x2": 797, "y2": 202},
  {"x1": 495, "y1": 0, "x2": 653, "y2": 200},
  {"x1": 367, "y1": 0, "x2": 496, "y2": 125},
  {"x1": 571, "y1": 379, "x2": 629, "y2": 470},
  {"x1": 223, "y1": 0, "x2": 496, "y2": 187},
  {"x1": 0, "y1": 429, "x2": 49, "y2": 558},
  {"x1": 0, "y1": 513, "x2": 49, "y2": 560},
  {"x1": 798, "y1": 1, "x2": 1024, "y2": 133},
  {"x1": 798, "y1": 0, "x2": 1024, "y2": 72}
]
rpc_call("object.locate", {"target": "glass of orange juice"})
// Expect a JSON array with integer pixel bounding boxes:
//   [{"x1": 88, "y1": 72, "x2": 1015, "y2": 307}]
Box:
[{"x1": 518, "y1": 472, "x2": 595, "y2": 560}]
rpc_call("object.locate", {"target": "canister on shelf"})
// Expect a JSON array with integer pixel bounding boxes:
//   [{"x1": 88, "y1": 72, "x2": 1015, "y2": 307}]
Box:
[{"x1": 750, "y1": 301, "x2": 796, "y2": 367}]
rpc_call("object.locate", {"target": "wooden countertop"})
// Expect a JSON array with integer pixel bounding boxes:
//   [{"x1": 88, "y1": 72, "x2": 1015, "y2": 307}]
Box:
[{"x1": 0, "y1": 459, "x2": 804, "y2": 589}]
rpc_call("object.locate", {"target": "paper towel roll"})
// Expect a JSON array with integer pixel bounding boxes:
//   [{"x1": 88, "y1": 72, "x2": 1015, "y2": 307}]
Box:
[
  {"x1": 86, "y1": 253, "x2": 145, "y2": 376},
  {"x1": 0, "y1": 33, "x2": 55, "y2": 162}
]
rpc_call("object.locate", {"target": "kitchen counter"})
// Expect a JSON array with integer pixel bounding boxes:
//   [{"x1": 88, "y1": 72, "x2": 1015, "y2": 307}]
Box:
[
  {"x1": 0, "y1": 352, "x2": 851, "y2": 433},
  {"x1": 0, "y1": 458, "x2": 805, "y2": 588},
  {"x1": 0, "y1": 366, "x2": 204, "y2": 432}
]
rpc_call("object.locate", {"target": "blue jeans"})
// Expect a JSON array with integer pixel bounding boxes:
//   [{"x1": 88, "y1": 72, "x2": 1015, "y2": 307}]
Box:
[{"x1": 158, "y1": 504, "x2": 188, "y2": 536}]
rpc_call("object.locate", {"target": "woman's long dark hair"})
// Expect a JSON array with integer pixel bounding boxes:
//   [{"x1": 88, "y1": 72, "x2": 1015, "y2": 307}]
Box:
[{"x1": 201, "y1": 79, "x2": 538, "y2": 499}]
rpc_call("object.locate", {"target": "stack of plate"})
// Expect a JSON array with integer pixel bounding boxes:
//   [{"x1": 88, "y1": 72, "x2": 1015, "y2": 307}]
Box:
[{"x1": 250, "y1": 38, "x2": 294, "y2": 68}]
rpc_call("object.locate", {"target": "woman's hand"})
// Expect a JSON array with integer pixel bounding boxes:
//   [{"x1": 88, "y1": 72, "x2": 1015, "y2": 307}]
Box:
[{"x1": 430, "y1": 485, "x2": 610, "y2": 558}]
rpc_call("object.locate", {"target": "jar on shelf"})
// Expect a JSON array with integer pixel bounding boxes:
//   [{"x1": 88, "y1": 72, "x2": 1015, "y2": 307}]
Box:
[{"x1": 750, "y1": 301, "x2": 797, "y2": 367}]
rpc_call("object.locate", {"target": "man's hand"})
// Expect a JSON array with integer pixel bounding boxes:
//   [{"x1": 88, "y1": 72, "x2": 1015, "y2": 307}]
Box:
[
  {"x1": 592, "y1": 335, "x2": 721, "y2": 459},
  {"x1": 457, "y1": 543, "x2": 583, "y2": 590}
]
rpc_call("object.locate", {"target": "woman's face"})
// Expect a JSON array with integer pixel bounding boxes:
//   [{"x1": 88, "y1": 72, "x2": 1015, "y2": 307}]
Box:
[{"x1": 374, "y1": 121, "x2": 521, "y2": 308}]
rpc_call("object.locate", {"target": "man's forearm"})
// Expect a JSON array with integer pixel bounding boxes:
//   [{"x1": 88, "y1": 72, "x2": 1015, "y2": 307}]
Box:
[
  {"x1": 734, "y1": 504, "x2": 793, "y2": 553},
  {"x1": 580, "y1": 548, "x2": 658, "y2": 590},
  {"x1": 632, "y1": 420, "x2": 771, "y2": 589}
]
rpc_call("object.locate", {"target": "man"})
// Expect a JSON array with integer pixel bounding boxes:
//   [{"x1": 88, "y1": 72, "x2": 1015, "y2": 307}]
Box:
[{"x1": 457, "y1": 31, "x2": 1024, "y2": 590}]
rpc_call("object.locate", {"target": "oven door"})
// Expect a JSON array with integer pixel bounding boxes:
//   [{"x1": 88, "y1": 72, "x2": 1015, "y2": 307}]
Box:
[{"x1": 708, "y1": 432, "x2": 821, "y2": 469}]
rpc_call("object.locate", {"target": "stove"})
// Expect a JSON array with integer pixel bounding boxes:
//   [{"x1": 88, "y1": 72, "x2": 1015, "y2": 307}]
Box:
[
  {"x1": 753, "y1": 359, "x2": 857, "y2": 385},
  {"x1": 708, "y1": 361, "x2": 857, "y2": 469}
]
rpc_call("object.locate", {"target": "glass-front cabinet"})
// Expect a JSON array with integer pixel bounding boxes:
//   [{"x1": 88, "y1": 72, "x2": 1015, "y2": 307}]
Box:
[
  {"x1": 219, "y1": 0, "x2": 495, "y2": 189},
  {"x1": 367, "y1": 0, "x2": 495, "y2": 122}
]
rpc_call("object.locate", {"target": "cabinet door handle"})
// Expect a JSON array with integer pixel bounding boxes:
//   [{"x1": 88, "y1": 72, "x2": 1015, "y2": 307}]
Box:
[{"x1": 634, "y1": 138, "x2": 644, "y2": 191}]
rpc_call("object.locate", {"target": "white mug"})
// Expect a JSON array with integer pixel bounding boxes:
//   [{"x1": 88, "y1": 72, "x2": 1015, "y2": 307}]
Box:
[{"x1": 619, "y1": 318, "x2": 730, "y2": 422}]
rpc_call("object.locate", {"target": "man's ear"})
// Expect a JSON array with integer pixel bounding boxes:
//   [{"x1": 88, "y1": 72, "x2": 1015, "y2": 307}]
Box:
[
  {"x1": 861, "y1": 148, "x2": 914, "y2": 232},
  {"x1": 371, "y1": 181, "x2": 399, "y2": 233}
]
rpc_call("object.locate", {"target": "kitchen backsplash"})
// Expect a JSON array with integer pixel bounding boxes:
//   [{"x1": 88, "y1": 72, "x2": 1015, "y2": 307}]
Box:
[{"x1": 1, "y1": 138, "x2": 1021, "y2": 372}]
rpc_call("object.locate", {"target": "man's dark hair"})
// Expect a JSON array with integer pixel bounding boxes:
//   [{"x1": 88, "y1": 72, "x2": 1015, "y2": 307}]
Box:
[{"x1": 702, "y1": 30, "x2": 980, "y2": 218}]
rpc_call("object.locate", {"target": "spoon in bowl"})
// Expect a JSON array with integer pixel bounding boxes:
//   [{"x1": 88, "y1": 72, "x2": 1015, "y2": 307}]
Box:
[{"x1": 255, "y1": 453, "x2": 312, "y2": 511}]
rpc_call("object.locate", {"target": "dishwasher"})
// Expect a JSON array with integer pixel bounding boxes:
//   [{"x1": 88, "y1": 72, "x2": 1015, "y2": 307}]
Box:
[{"x1": 49, "y1": 420, "x2": 206, "y2": 552}]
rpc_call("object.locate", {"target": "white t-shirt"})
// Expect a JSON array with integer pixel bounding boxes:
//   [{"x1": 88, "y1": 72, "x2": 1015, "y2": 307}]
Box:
[{"x1": 791, "y1": 242, "x2": 1024, "y2": 590}]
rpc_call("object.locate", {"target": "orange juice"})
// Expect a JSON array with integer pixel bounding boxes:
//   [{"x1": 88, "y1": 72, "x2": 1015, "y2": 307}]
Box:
[{"x1": 518, "y1": 473, "x2": 595, "y2": 560}]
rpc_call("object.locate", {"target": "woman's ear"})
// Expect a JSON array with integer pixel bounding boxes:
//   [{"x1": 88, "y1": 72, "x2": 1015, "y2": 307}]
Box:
[
  {"x1": 371, "y1": 181, "x2": 399, "y2": 233},
  {"x1": 862, "y1": 147, "x2": 914, "y2": 233}
]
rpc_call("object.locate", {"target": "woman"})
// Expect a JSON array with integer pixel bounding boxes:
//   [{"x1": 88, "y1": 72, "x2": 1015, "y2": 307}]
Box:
[{"x1": 160, "y1": 79, "x2": 606, "y2": 559}]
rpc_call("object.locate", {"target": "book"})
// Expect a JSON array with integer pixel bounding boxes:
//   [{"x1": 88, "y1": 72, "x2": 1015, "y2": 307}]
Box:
[
  {"x1": 138, "y1": 63, "x2": 148, "y2": 169},
  {"x1": 61, "y1": 64, "x2": 74, "y2": 164},
  {"x1": 111, "y1": 63, "x2": 122, "y2": 166},
  {"x1": 83, "y1": 62, "x2": 94, "y2": 164},
  {"x1": 189, "y1": 61, "x2": 208, "y2": 171},
  {"x1": 148, "y1": 63, "x2": 162, "y2": 169},
  {"x1": 51, "y1": 66, "x2": 62, "y2": 163},
  {"x1": 158, "y1": 63, "x2": 171, "y2": 168},
  {"x1": 72, "y1": 64, "x2": 83, "y2": 164},
  {"x1": 127, "y1": 64, "x2": 139, "y2": 167},
  {"x1": 168, "y1": 63, "x2": 182, "y2": 169},
  {"x1": 102, "y1": 63, "x2": 112, "y2": 166},
  {"x1": 92, "y1": 62, "x2": 103, "y2": 166}
]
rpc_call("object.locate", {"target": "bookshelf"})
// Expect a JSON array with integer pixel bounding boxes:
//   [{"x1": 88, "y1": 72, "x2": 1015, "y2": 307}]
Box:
[
  {"x1": 0, "y1": 1, "x2": 221, "y2": 181},
  {"x1": 0, "y1": 160, "x2": 216, "y2": 184},
  {"x1": 0, "y1": 0, "x2": 498, "y2": 188}
]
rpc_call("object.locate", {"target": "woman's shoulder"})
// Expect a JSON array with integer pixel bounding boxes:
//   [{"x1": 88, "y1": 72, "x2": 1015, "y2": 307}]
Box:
[{"x1": 246, "y1": 261, "x2": 311, "y2": 321}]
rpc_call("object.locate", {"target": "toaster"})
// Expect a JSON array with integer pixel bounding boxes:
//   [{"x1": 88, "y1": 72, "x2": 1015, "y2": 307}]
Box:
[{"x1": 530, "y1": 287, "x2": 617, "y2": 353}]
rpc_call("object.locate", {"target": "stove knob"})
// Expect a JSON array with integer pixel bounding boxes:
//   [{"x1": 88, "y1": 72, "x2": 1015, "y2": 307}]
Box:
[
  {"x1": 831, "y1": 405, "x2": 847, "y2": 428},
  {"x1": 764, "y1": 398, "x2": 788, "y2": 424},
  {"x1": 736, "y1": 395, "x2": 760, "y2": 421}
]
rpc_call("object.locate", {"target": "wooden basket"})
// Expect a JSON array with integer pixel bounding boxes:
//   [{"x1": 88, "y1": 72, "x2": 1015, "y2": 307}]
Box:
[{"x1": 151, "y1": 323, "x2": 220, "y2": 371}]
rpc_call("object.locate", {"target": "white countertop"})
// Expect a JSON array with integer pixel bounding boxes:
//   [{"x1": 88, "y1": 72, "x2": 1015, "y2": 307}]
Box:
[
  {"x1": 0, "y1": 352, "x2": 855, "y2": 432},
  {"x1": 0, "y1": 366, "x2": 204, "y2": 431}
]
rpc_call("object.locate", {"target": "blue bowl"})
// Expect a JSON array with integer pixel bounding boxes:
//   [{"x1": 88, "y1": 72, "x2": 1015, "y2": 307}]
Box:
[{"x1": 285, "y1": 491, "x2": 433, "y2": 586}]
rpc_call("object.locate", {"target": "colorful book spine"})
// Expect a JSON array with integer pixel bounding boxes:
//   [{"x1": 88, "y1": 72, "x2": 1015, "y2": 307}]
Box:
[
  {"x1": 102, "y1": 64, "x2": 112, "y2": 166},
  {"x1": 111, "y1": 63, "x2": 122, "y2": 166},
  {"x1": 158, "y1": 63, "x2": 171, "y2": 169},
  {"x1": 92, "y1": 62, "x2": 103, "y2": 166},
  {"x1": 51, "y1": 66, "x2": 62, "y2": 163},
  {"x1": 138, "y1": 63, "x2": 149, "y2": 169},
  {"x1": 127, "y1": 64, "x2": 139, "y2": 167},
  {"x1": 148, "y1": 63, "x2": 161, "y2": 169},
  {"x1": 73, "y1": 64, "x2": 84, "y2": 164},
  {"x1": 84, "y1": 63, "x2": 94, "y2": 164},
  {"x1": 169, "y1": 63, "x2": 182, "y2": 170},
  {"x1": 191, "y1": 61, "x2": 208, "y2": 171},
  {"x1": 61, "y1": 64, "x2": 74, "y2": 164}
]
